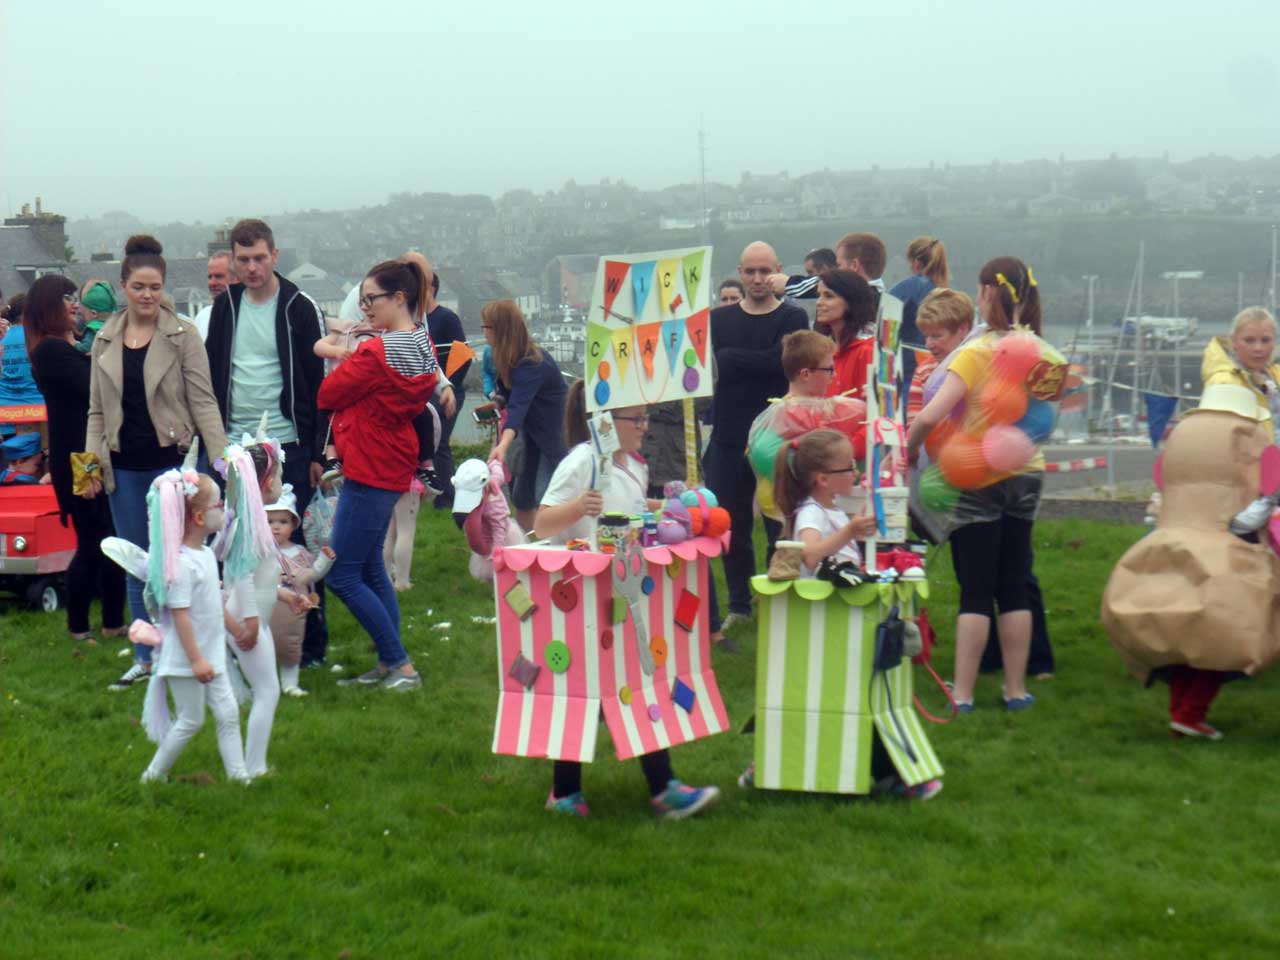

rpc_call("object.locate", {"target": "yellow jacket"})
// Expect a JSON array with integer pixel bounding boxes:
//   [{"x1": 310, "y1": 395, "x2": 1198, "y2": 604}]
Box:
[{"x1": 1200, "y1": 336, "x2": 1280, "y2": 438}]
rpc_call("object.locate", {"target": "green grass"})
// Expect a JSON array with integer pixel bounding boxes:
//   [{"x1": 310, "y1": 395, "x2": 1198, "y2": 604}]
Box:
[{"x1": 3, "y1": 514, "x2": 1279, "y2": 959}]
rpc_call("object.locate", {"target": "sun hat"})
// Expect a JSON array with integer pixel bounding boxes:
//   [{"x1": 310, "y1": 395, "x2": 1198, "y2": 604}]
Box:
[{"x1": 452, "y1": 459, "x2": 492, "y2": 516}]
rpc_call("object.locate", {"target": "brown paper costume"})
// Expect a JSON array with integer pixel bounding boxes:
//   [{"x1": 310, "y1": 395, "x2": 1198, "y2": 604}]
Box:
[{"x1": 1101, "y1": 387, "x2": 1280, "y2": 683}]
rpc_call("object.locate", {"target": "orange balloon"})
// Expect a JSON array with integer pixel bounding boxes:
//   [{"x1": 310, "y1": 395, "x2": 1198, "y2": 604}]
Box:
[
  {"x1": 924, "y1": 419, "x2": 955, "y2": 460},
  {"x1": 938, "y1": 432, "x2": 991, "y2": 489},
  {"x1": 977, "y1": 377, "x2": 1029, "y2": 425}
]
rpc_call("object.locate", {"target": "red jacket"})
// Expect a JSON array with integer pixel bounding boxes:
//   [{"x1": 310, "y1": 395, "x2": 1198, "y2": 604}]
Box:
[
  {"x1": 318, "y1": 338, "x2": 438, "y2": 492},
  {"x1": 828, "y1": 336, "x2": 876, "y2": 462}
]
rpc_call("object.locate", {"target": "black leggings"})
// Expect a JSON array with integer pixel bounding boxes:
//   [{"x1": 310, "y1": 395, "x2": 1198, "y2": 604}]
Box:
[
  {"x1": 66, "y1": 496, "x2": 126, "y2": 635},
  {"x1": 949, "y1": 514, "x2": 1034, "y2": 616},
  {"x1": 553, "y1": 750, "x2": 675, "y2": 799}
]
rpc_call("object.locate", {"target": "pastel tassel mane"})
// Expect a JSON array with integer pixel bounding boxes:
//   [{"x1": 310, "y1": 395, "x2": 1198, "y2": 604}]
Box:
[
  {"x1": 218, "y1": 445, "x2": 275, "y2": 582},
  {"x1": 143, "y1": 471, "x2": 193, "y2": 615}
]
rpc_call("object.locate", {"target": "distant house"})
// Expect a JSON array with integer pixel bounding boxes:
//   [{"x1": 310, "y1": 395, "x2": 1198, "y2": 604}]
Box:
[
  {"x1": 1, "y1": 199, "x2": 69, "y2": 296},
  {"x1": 436, "y1": 269, "x2": 518, "y2": 336},
  {"x1": 495, "y1": 273, "x2": 542, "y2": 320},
  {"x1": 64, "y1": 257, "x2": 211, "y2": 318},
  {"x1": 1028, "y1": 190, "x2": 1085, "y2": 217},
  {"x1": 543, "y1": 254, "x2": 598, "y2": 310},
  {"x1": 286, "y1": 263, "x2": 347, "y2": 316}
]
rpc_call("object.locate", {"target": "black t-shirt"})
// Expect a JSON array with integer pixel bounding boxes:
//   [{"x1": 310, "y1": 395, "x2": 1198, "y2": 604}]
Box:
[
  {"x1": 708, "y1": 300, "x2": 810, "y2": 448},
  {"x1": 29, "y1": 337, "x2": 91, "y2": 518},
  {"x1": 113, "y1": 343, "x2": 181, "y2": 472}
]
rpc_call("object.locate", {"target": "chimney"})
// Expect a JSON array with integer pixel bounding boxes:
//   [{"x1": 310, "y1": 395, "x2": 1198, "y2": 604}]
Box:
[
  {"x1": 207, "y1": 228, "x2": 231, "y2": 257},
  {"x1": 3, "y1": 197, "x2": 68, "y2": 262}
]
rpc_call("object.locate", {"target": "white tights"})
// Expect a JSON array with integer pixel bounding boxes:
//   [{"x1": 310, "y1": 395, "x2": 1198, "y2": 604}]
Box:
[
  {"x1": 382, "y1": 489, "x2": 420, "y2": 589},
  {"x1": 143, "y1": 674, "x2": 248, "y2": 783},
  {"x1": 230, "y1": 629, "x2": 281, "y2": 778}
]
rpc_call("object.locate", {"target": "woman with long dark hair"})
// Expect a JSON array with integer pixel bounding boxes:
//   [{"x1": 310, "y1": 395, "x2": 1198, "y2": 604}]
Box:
[
  {"x1": 484, "y1": 300, "x2": 567, "y2": 533},
  {"x1": 85, "y1": 235, "x2": 227, "y2": 690},
  {"x1": 25, "y1": 274, "x2": 126, "y2": 643},
  {"x1": 323, "y1": 259, "x2": 454, "y2": 692},
  {"x1": 813, "y1": 268, "x2": 878, "y2": 401}
]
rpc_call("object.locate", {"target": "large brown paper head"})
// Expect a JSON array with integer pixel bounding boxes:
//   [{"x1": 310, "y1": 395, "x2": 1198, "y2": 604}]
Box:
[{"x1": 1158, "y1": 411, "x2": 1269, "y2": 533}]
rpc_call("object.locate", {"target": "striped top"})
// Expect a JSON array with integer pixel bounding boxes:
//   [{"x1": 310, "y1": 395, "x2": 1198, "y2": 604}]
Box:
[{"x1": 381, "y1": 324, "x2": 439, "y2": 379}]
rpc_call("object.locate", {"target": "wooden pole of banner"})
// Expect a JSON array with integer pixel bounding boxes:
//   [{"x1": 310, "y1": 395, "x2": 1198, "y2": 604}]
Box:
[{"x1": 683, "y1": 398, "x2": 699, "y2": 486}]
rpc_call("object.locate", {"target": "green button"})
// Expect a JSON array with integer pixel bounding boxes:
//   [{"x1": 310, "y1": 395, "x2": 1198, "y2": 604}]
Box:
[
  {"x1": 684, "y1": 348, "x2": 697, "y2": 368},
  {"x1": 544, "y1": 640, "x2": 571, "y2": 673}
]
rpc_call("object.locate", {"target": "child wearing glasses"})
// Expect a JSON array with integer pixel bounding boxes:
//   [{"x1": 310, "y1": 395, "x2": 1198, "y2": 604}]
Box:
[
  {"x1": 531, "y1": 380, "x2": 721, "y2": 820},
  {"x1": 772, "y1": 429, "x2": 877, "y2": 580}
]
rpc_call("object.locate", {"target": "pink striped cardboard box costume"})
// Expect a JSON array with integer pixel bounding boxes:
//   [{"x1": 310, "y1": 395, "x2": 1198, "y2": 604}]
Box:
[{"x1": 491, "y1": 536, "x2": 730, "y2": 762}]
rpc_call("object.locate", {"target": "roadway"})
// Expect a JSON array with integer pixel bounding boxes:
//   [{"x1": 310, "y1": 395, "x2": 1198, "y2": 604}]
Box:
[{"x1": 1040, "y1": 442, "x2": 1158, "y2": 494}]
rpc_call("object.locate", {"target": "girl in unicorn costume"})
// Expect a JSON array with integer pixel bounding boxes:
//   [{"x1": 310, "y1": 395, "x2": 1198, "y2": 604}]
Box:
[
  {"x1": 101, "y1": 452, "x2": 251, "y2": 784},
  {"x1": 265, "y1": 483, "x2": 335, "y2": 696},
  {"x1": 215, "y1": 415, "x2": 285, "y2": 779}
]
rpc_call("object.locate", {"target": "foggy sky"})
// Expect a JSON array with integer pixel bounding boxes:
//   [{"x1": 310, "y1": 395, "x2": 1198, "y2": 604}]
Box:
[{"x1": 3, "y1": 0, "x2": 1278, "y2": 222}]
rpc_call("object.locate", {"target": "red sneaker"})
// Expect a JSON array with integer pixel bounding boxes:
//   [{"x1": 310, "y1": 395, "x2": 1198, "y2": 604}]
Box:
[{"x1": 1170, "y1": 721, "x2": 1223, "y2": 740}]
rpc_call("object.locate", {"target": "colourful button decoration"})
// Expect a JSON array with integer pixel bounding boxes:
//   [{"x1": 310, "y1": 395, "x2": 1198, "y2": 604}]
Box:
[
  {"x1": 600, "y1": 628, "x2": 614, "y2": 650},
  {"x1": 649, "y1": 635, "x2": 668, "y2": 667},
  {"x1": 543, "y1": 640, "x2": 571, "y2": 673},
  {"x1": 667, "y1": 558, "x2": 684, "y2": 579},
  {"x1": 641, "y1": 575, "x2": 655, "y2": 595},
  {"x1": 647, "y1": 704, "x2": 662, "y2": 722},
  {"x1": 551, "y1": 580, "x2": 578, "y2": 612},
  {"x1": 620, "y1": 685, "x2": 632, "y2": 705},
  {"x1": 594, "y1": 380, "x2": 610, "y2": 406},
  {"x1": 683, "y1": 348, "x2": 697, "y2": 368},
  {"x1": 682, "y1": 368, "x2": 699, "y2": 392}
]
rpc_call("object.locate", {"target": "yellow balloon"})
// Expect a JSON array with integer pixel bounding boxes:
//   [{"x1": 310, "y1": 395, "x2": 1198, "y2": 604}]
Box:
[{"x1": 757, "y1": 477, "x2": 782, "y2": 521}]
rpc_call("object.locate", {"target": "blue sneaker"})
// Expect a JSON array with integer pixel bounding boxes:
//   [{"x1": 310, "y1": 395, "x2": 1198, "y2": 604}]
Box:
[
  {"x1": 651, "y1": 780, "x2": 720, "y2": 820},
  {"x1": 545, "y1": 791, "x2": 590, "y2": 817},
  {"x1": 1003, "y1": 693, "x2": 1035, "y2": 711}
]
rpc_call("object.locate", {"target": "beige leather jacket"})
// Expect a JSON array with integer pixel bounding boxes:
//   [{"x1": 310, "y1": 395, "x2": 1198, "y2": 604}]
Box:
[{"x1": 86, "y1": 306, "x2": 227, "y2": 492}]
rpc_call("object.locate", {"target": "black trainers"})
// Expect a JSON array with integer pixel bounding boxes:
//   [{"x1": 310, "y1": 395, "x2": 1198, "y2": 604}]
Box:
[
  {"x1": 417, "y1": 467, "x2": 444, "y2": 496},
  {"x1": 816, "y1": 557, "x2": 873, "y2": 589}
]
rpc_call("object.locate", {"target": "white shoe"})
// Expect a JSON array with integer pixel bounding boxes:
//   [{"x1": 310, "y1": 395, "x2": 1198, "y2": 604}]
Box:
[
  {"x1": 140, "y1": 767, "x2": 166, "y2": 784},
  {"x1": 282, "y1": 685, "x2": 308, "y2": 698},
  {"x1": 110, "y1": 663, "x2": 151, "y2": 691}
]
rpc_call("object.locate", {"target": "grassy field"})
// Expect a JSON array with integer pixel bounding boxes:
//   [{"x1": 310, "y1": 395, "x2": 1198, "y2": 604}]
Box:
[{"x1": 3, "y1": 511, "x2": 1279, "y2": 960}]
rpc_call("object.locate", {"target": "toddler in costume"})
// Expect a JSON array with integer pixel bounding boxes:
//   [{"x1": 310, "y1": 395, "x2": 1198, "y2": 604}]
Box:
[
  {"x1": 130, "y1": 469, "x2": 250, "y2": 784},
  {"x1": 265, "y1": 484, "x2": 335, "y2": 696},
  {"x1": 532, "y1": 380, "x2": 720, "y2": 819},
  {"x1": 217, "y1": 428, "x2": 284, "y2": 779}
]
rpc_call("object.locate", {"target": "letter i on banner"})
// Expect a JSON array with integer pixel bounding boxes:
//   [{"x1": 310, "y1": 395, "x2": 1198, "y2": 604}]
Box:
[{"x1": 631, "y1": 261, "x2": 657, "y2": 320}]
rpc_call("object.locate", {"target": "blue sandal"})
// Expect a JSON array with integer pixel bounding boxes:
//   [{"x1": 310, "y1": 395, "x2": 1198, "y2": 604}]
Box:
[{"x1": 1003, "y1": 694, "x2": 1035, "y2": 711}]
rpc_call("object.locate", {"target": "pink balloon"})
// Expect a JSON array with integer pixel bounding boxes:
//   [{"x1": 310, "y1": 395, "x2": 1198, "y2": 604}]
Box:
[
  {"x1": 981, "y1": 425, "x2": 1035, "y2": 473},
  {"x1": 1261, "y1": 446, "x2": 1280, "y2": 494},
  {"x1": 1152, "y1": 452, "x2": 1164, "y2": 492}
]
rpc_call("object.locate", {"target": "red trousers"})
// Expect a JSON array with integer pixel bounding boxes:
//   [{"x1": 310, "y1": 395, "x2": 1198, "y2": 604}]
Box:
[{"x1": 1167, "y1": 666, "x2": 1227, "y2": 725}]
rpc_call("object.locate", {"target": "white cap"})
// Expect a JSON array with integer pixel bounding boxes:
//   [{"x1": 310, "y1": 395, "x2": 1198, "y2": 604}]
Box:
[
  {"x1": 264, "y1": 483, "x2": 301, "y2": 523},
  {"x1": 452, "y1": 459, "x2": 492, "y2": 516}
]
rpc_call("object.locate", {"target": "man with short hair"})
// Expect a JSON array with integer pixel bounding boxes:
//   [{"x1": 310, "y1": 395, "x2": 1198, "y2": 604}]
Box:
[
  {"x1": 192, "y1": 252, "x2": 236, "y2": 342},
  {"x1": 835, "y1": 232, "x2": 887, "y2": 290},
  {"x1": 205, "y1": 218, "x2": 330, "y2": 662},
  {"x1": 706, "y1": 241, "x2": 809, "y2": 629},
  {"x1": 767, "y1": 246, "x2": 838, "y2": 300}
]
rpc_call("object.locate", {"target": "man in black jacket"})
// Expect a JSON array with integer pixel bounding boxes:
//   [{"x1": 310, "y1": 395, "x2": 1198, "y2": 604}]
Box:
[
  {"x1": 706, "y1": 241, "x2": 809, "y2": 628},
  {"x1": 206, "y1": 218, "x2": 330, "y2": 663}
]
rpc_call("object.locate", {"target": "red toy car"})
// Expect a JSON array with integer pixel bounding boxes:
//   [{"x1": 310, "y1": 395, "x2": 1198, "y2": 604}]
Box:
[{"x1": 0, "y1": 483, "x2": 75, "y2": 611}]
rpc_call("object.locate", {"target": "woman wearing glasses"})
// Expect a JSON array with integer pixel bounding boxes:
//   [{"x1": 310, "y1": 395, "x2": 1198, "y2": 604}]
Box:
[
  {"x1": 24, "y1": 274, "x2": 126, "y2": 644},
  {"x1": 85, "y1": 235, "x2": 227, "y2": 690},
  {"x1": 483, "y1": 301, "x2": 567, "y2": 533}
]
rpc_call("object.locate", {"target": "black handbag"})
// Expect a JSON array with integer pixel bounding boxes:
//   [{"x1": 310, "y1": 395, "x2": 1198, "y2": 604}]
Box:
[{"x1": 874, "y1": 604, "x2": 905, "y2": 672}]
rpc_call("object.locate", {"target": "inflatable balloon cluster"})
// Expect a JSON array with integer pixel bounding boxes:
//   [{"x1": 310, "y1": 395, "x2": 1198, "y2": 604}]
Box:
[
  {"x1": 658, "y1": 483, "x2": 731, "y2": 544},
  {"x1": 746, "y1": 396, "x2": 867, "y2": 520},
  {"x1": 917, "y1": 331, "x2": 1067, "y2": 512}
]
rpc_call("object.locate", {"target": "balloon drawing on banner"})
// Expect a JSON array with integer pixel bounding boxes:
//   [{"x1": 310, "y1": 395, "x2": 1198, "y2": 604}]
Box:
[{"x1": 586, "y1": 246, "x2": 715, "y2": 412}]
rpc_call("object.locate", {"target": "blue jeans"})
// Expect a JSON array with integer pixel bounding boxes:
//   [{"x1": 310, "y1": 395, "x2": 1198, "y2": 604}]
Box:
[
  {"x1": 107, "y1": 465, "x2": 172, "y2": 664},
  {"x1": 327, "y1": 479, "x2": 408, "y2": 670}
]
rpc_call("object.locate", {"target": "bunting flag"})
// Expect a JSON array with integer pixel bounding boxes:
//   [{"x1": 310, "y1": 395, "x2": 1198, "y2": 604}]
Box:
[
  {"x1": 681, "y1": 250, "x2": 706, "y2": 307},
  {"x1": 1144, "y1": 393, "x2": 1178, "y2": 449},
  {"x1": 587, "y1": 322, "x2": 613, "y2": 381},
  {"x1": 685, "y1": 308, "x2": 709, "y2": 365},
  {"x1": 631, "y1": 261, "x2": 657, "y2": 319},
  {"x1": 657, "y1": 258, "x2": 681, "y2": 315},
  {"x1": 603, "y1": 260, "x2": 630, "y2": 319},
  {"x1": 444, "y1": 340, "x2": 476, "y2": 379},
  {"x1": 661, "y1": 317, "x2": 685, "y2": 374},
  {"x1": 611, "y1": 327, "x2": 635, "y2": 385},
  {"x1": 637, "y1": 322, "x2": 662, "y2": 379}
]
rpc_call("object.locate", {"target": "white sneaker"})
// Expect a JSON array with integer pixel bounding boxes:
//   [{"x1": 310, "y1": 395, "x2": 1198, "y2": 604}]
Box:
[
  {"x1": 282, "y1": 685, "x2": 308, "y2": 698},
  {"x1": 140, "y1": 767, "x2": 166, "y2": 784},
  {"x1": 110, "y1": 663, "x2": 151, "y2": 691}
]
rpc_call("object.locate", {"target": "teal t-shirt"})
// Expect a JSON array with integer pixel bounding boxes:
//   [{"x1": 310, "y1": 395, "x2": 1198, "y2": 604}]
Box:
[{"x1": 228, "y1": 291, "x2": 297, "y2": 443}]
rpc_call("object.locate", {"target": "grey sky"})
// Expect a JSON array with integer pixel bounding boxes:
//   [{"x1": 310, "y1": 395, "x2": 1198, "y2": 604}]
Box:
[{"x1": 3, "y1": 0, "x2": 1278, "y2": 221}]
